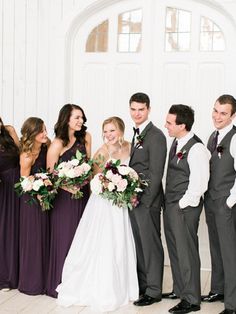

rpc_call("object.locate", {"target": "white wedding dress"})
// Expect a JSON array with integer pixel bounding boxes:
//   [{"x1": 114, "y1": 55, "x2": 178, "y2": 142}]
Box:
[{"x1": 56, "y1": 158, "x2": 139, "y2": 312}]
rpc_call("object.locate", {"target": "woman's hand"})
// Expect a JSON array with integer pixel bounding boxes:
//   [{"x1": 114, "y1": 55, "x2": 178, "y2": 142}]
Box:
[{"x1": 61, "y1": 185, "x2": 80, "y2": 195}]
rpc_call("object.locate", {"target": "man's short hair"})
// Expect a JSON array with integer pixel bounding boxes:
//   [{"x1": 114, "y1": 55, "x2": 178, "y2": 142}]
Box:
[
  {"x1": 169, "y1": 104, "x2": 194, "y2": 131},
  {"x1": 216, "y1": 94, "x2": 236, "y2": 116},
  {"x1": 129, "y1": 92, "x2": 150, "y2": 108}
]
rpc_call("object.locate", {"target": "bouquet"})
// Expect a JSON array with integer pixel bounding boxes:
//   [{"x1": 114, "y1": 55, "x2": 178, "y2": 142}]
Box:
[
  {"x1": 90, "y1": 159, "x2": 145, "y2": 209},
  {"x1": 53, "y1": 150, "x2": 93, "y2": 199},
  {"x1": 14, "y1": 172, "x2": 57, "y2": 211}
]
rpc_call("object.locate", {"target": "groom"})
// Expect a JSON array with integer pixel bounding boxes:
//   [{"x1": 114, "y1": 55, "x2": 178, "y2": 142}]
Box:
[{"x1": 129, "y1": 92, "x2": 167, "y2": 306}]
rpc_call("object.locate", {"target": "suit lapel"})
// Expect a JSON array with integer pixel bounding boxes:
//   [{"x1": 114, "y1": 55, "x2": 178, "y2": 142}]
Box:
[{"x1": 130, "y1": 122, "x2": 153, "y2": 160}]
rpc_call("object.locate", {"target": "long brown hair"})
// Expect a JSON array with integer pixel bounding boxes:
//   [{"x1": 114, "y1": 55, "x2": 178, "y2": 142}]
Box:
[
  {"x1": 0, "y1": 117, "x2": 19, "y2": 156},
  {"x1": 54, "y1": 104, "x2": 87, "y2": 147},
  {"x1": 20, "y1": 117, "x2": 44, "y2": 153}
]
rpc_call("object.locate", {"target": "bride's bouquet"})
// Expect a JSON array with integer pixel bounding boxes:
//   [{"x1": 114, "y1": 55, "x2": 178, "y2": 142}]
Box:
[
  {"x1": 90, "y1": 159, "x2": 146, "y2": 209},
  {"x1": 53, "y1": 150, "x2": 93, "y2": 199},
  {"x1": 14, "y1": 172, "x2": 57, "y2": 211}
]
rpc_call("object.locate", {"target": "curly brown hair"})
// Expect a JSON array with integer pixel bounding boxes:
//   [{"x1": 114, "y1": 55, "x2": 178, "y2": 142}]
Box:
[{"x1": 20, "y1": 117, "x2": 44, "y2": 153}]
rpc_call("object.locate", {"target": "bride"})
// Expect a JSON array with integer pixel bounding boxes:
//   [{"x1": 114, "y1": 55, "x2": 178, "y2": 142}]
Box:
[{"x1": 56, "y1": 116, "x2": 139, "y2": 312}]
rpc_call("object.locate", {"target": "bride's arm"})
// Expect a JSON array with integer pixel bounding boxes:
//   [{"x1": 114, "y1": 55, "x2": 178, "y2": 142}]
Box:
[{"x1": 92, "y1": 146, "x2": 108, "y2": 175}]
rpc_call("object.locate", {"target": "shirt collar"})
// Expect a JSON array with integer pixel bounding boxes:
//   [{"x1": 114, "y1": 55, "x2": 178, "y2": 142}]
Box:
[
  {"x1": 176, "y1": 131, "x2": 194, "y2": 151},
  {"x1": 217, "y1": 123, "x2": 234, "y2": 139},
  {"x1": 135, "y1": 120, "x2": 150, "y2": 134}
]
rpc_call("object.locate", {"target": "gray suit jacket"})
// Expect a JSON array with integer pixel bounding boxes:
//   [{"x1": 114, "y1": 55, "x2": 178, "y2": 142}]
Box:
[{"x1": 129, "y1": 121, "x2": 167, "y2": 209}]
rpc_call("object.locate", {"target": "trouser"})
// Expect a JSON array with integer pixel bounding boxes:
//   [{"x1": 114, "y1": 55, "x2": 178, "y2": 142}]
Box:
[
  {"x1": 129, "y1": 203, "x2": 164, "y2": 298},
  {"x1": 164, "y1": 200, "x2": 202, "y2": 305},
  {"x1": 204, "y1": 195, "x2": 236, "y2": 310}
]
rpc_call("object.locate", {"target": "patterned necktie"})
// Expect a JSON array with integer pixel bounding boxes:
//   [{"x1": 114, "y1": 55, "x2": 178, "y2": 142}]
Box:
[
  {"x1": 170, "y1": 139, "x2": 178, "y2": 159},
  {"x1": 211, "y1": 130, "x2": 219, "y2": 153},
  {"x1": 132, "y1": 127, "x2": 140, "y2": 146}
]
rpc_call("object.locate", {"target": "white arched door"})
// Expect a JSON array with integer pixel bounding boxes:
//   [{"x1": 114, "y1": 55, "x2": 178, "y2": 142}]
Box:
[{"x1": 66, "y1": 0, "x2": 236, "y2": 269}]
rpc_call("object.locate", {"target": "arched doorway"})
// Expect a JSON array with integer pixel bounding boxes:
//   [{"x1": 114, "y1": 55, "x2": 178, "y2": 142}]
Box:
[{"x1": 65, "y1": 0, "x2": 236, "y2": 269}]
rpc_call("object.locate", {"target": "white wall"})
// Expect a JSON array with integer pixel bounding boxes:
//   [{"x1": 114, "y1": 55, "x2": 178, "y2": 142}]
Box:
[
  {"x1": 1, "y1": 0, "x2": 236, "y2": 136},
  {"x1": 1, "y1": 0, "x2": 236, "y2": 269}
]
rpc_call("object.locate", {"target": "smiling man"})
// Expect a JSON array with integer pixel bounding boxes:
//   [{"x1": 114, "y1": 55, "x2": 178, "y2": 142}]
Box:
[
  {"x1": 128, "y1": 92, "x2": 167, "y2": 306},
  {"x1": 202, "y1": 95, "x2": 236, "y2": 314}
]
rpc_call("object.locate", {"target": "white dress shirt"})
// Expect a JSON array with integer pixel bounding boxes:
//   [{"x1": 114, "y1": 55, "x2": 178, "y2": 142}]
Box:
[
  {"x1": 215, "y1": 123, "x2": 236, "y2": 208},
  {"x1": 176, "y1": 132, "x2": 210, "y2": 209},
  {"x1": 134, "y1": 120, "x2": 150, "y2": 144}
]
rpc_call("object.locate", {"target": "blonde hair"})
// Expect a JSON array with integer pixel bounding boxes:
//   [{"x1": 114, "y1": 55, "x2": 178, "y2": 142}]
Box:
[{"x1": 102, "y1": 116, "x2": 125, "y2": 135}]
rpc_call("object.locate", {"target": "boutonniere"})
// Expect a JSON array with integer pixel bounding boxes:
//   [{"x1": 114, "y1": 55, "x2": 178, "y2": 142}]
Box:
[
  {"x1": 136, "y1": 133, "x2": 146, "y2": 149},
  {"x1": 176, "y1": 150, "x2": 187, "y2": 164},
  {"x1": 216, "y1": 145, "x2": 223, "y2": 159}
]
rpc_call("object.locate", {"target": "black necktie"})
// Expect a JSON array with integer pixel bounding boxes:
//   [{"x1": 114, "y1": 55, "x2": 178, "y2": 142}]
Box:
[
  {"x1": 211, "y1": 130, "x2": 219, "y2": 153},
  {"x1": 170, "y1": 139, "x2": 178, "y2": 159},
  {"x1": 133, "y1": 127, "x2": 140, "y2": 135},
  {"x1": 132, "y1": 128, "x2": 140, "y2": 146}
]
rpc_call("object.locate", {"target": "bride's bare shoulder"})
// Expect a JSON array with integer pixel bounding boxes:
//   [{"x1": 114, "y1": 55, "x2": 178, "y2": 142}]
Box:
[{"x1": 123, "y1": 140, "x2": 131, "y2": 153}]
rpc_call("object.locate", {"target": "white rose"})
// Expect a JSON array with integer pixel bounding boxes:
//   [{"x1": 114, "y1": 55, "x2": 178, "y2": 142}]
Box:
[
  {"x1": 129, "y1": 169, "x2": 139, "y2": 180},
  {"x1": 116, "y1": 178, "x2": 128, "y2": 192},
  {"x1": 111, "y1": 173, "x2": 122, "y2": 185},
  {"x1": 58, "y1": 166, "x2": 69, "y2": 177},
  {"x1": 74, "y1": 167, "x2": 83, "y2": 177},
  {"x1": 80, "y1": 162, "x2": 91, "y2": 173},
  {"x1": 108, "y1": 182, "x2": 115, "y2": 192},
  {"x1": 32, "y1": 179, "x2": 44, "y2": 191},
  {"x1": 70, "y1": 159, "x2": 80, "y2": 166},
  {"x1": 106, "y1": 170, "x2": 113, "y2": 180},
  {"x1": 65, "y1": 169, "x2": 77, "y2": 178},
  {"x1": 21, "y1": 177, "x2": 34, "y2": 192},
  {"x1": 58, "y1": 169, "x2": 65, "y2": 177},
  {"x1": 118, "y1": 165, "x2": 130, "y2": 176}
]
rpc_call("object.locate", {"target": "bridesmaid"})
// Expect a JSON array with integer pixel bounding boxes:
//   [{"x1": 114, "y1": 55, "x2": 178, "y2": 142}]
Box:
[
  {"x1": 46, "y1": 104, "x2": 91, "y2": 298},
  {"x1": 18, "y1": 117, "x2": 50, "y2": 295},
  {"x1": 0, "y1": 117, "x2": 20, "y2": 291}
]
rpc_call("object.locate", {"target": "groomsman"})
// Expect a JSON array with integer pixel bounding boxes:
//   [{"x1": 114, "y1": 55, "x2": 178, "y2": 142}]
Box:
[
  {"x1": 129, "y1": 92, "x2": 167, "y2": 306},
  {"x1": 164, "y1": 105, "x2": 210, "y2": 314},
  {"x1": 202, "y1": 95, "x2": 236, "y2": 314}
]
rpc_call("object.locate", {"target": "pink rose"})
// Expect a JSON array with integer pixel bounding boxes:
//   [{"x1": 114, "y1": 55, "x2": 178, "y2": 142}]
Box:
[{"x1": 116, "y1": 178, "x2": 128, "y2": 192}]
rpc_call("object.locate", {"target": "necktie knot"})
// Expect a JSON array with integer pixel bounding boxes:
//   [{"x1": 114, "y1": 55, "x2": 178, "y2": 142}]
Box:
[
  {"x1": 132, "y1": 128, "x2": 140, "y2": 147},
  {"x1": 211, "y1": 130, "x2": 219, "y2": 153},
  {"x1": 133, "y1": 127, "x2": 140, "y2": 136},
  {"x1": 171, "y1": 139, "x2": 178, "y2": 159}
]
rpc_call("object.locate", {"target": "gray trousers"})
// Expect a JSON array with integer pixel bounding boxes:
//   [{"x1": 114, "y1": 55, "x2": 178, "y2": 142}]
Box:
[
  {"x1": 204, "y1": 195, "x2": 236, "y2": 310},
  {"x1": 129, "y1": 203, "x2": 164, "y2": 298},
  {"x1": 163, "y1": 201, "x2": 202, "y2": 305}
]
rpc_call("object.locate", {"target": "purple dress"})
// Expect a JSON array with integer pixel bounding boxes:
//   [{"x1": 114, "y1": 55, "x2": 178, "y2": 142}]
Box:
[
  {"x1": 18, "y1": 145, "x2": 50, "y2": 295},
  {"x1": 0, "y1": 149, "x2": 20, "y2": 289},
  {"x1": 46, "y1": 140, "x2": 89, "y2": 298}
]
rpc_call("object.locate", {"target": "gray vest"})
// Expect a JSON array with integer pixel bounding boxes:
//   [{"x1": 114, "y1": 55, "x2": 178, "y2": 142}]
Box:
[
  {"x1": 207, "y1": 126, "x2": 236, "y2": 200},
  {"x1": 165, "y1": 135, "x2": 202, "y2": 202}
]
